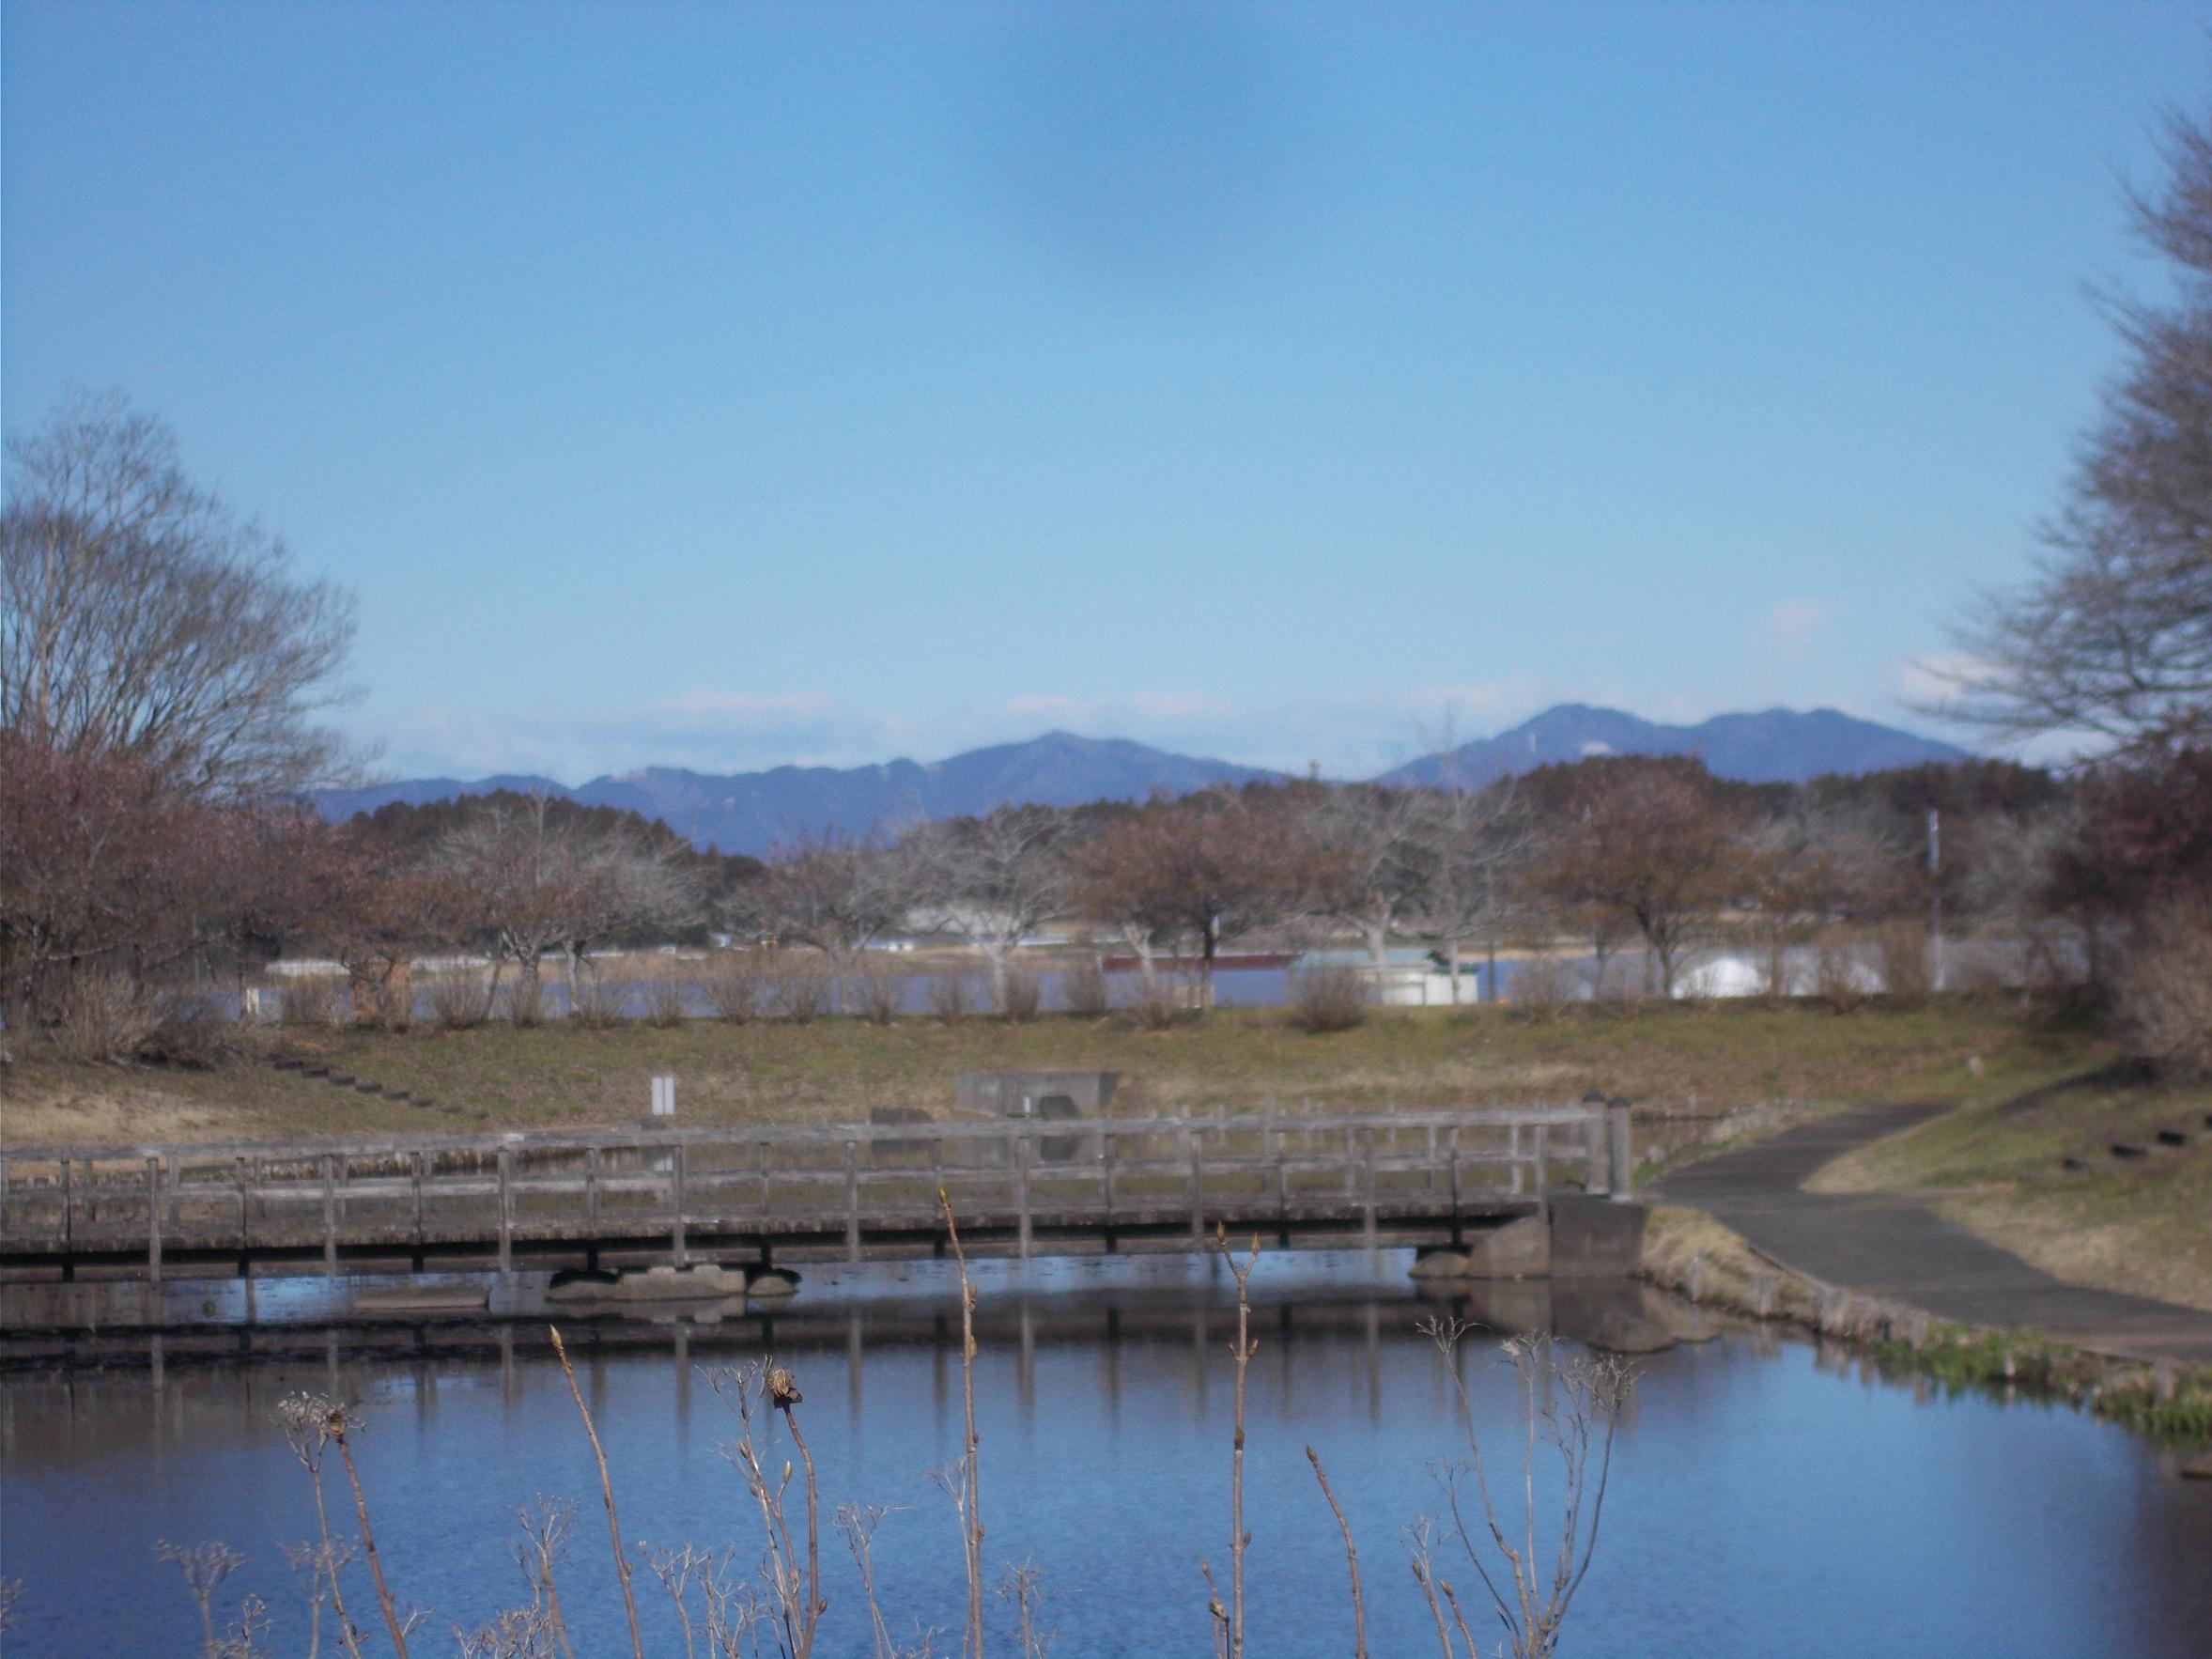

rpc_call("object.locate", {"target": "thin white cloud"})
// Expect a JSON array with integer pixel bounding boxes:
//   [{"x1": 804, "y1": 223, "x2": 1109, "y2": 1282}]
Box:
[{"x1": 1753, "y1": 597, "x2": 1844, "y2": 657}]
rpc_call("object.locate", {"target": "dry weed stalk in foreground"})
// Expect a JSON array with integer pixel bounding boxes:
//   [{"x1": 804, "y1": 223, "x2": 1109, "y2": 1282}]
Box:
[
  {"x1": 1305, "y1": 1447, "x2": 1369, "y2": 1659},
  {"x1": 937, "y1": 1188, "x2": 987, "y2": 1659},
  {"x1": 549, "y1": 1326, "x2": 645, "y2": 1659},
  {"x1": 709, "y1": 1358, "x2": 827, "y2": 1658},
  {"x1": 1419, "y1": 1321, "x2": 1631, "y2": 1659},
  {"x1": 1199, "y1": 1229, "x2": 1261, "y2": 1659}
]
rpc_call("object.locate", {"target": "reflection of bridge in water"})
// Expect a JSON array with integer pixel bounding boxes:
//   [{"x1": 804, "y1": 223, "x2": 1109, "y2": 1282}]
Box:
[
  {"x1": 0, "y1": 1251, "x2": 1699, "y2": 1422},
  {"x1": 0, "y1": 1106, "x2": 1633, "y2": 1288}
]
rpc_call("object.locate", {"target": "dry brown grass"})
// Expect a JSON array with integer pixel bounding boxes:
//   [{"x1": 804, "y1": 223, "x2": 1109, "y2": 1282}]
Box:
[{"x1": 0, "y1": 997, "x2": 2052, "y2": 1148}]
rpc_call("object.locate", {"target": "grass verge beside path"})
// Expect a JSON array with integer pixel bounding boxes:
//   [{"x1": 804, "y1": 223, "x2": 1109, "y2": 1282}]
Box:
[
  {"x1": 1811, "y1": 1065, "x2": 2212, "y2": 1314},
  {"x1": 1, "y1": 998, "x2": 2041, "y2": 1147}
]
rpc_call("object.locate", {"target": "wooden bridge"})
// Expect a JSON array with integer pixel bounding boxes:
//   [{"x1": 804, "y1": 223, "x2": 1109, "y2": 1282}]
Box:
[{"x1": 0, "y1": 1104, "x2": 1633, "y2": 1285}]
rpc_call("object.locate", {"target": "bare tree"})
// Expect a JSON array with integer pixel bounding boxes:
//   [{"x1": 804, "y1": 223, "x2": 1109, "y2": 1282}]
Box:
[
  {"x1": 1738, "y1": 806, "x2": 1887, "y2": 999},
  {"x1": 1312, "y1": 785, "x2": 1431, "y2": 967},
  {"x1": 437, "y1": 798, "x2": 700, "y2": 1002},
  {"x1": 906, "y1": 805, "x2": 1070, "y2": 1008},
  {"x1": 1931, "y1": 107, "x2": 2212, "y2": 754},
  {"x1": 1, "y1": 392, "x2": 357, "y2": 798},
  {"x1": 1072, "y1": 791, "x2": 1323, "y2": 1007},
  {"x1": 1532, "y1": 758, "x2": 1742, "y2": 997},
  {"x1": 1409, "y1": 780, "x2": 1532, "y2": 1003},
  {"x1": 736, "y1": 830, "x2": 907, "y2": 1010}
]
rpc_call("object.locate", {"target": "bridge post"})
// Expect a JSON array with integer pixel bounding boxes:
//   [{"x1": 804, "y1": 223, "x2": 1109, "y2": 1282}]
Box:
[
  {"x1": 412, "y1": 1151, "x2": 426, "y2": 1253},
  {"x1": 1015, "y1": 1131, "x2": 1031, "y2": 1260},
  {"x1": 1361, "y1": 1128, "x2": 1377, "y2": 1258},
  {"x1": 236, "y1": 1156, "x2": 251, "y2": 1264},
  {"x1": 1607, "y1": 1104, "x2": 1634, "y2": 1200},
  {"x1": 60, "y1": 1159, "x2": 72, "y2": 1275},
  {"x1": 584, "y1": 1147, "x2": 599, "y2": 1233},
  {"x1": 1186, "y1": 1123, "x2": 1203, "y2": 1240},
  {"x1": 147, "y1": 1156, "x2": 163, "y2": 1285},
  {"x1": 674, "y1": 1141, "x2": 690, "y2": 1267},
  {"x1": 321, "y1": 1155, "x2": 338, "y2": 1273},
  {"x1": 1584, "y1": 1112, "x2": 1607, "y2": 1192},
  {"x1": 1101, "y1": 1128, "x2": 1116, "y2": 1222},
  {"x1": 497, "y1": 1147, "x2": 514, "y2": 1274},
  {"x1": 843, "y1": 1140, "x2": 859, "y2": 1264},
  {"x1": 1509, "y1": 1124, "x2": 1523, "y2": 1195}
]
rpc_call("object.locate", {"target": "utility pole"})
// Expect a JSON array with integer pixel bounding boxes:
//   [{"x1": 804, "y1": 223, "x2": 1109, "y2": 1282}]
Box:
[{"x1": 1927, "y1": 807, "x2": 1944, "y2": 993}]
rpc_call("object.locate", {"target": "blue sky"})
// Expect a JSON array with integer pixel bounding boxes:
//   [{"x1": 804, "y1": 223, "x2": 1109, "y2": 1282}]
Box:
[{"x1": 4, "y1": 2, "x2": 2204, "y2": 782}]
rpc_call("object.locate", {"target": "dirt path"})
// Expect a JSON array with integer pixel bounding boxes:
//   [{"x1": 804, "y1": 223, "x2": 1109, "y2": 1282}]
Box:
[{"x1": 1655, "y1": 1101, "x2": 2212, "y2": 1367}]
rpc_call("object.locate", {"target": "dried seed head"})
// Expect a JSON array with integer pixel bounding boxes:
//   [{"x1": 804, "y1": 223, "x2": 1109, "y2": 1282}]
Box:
[{"x1": 766, "y1": 1366, "x2": 802, "y2": 1409}]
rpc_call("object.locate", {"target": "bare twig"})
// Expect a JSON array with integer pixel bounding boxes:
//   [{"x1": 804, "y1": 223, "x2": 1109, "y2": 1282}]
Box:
[
  {"x1": 549, "y1": 1326, "x2": 644, "y2": 1659},
  {"x1": 325, "y1": 1407, "x2": 410, "y2": 1659},
  {"x1": 1214, "y1": 1228, "x2": 1260, "y2": 1659},
  {"x1": 939, "y1": 1189, "x2": 985, "y2": 1659},
  {"x1": 1306, "y1": 1448, "x2": 1369, "y2": 1659},
  {"x1": 276, "y1": 1394, "x2": 368, "y2": 1659},
  {"x1": 158, "y1": 1540, "x2": 243, "y2": 1656}
]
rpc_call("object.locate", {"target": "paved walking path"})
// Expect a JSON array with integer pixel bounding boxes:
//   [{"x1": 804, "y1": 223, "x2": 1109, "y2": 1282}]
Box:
[{"x1": 1654, "y1": 1100, "x2": 2212, "y2": 1367}]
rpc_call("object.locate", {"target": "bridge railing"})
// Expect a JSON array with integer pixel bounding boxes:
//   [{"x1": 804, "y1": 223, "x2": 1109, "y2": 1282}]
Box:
[{"x1": 0, "y1": 1104, "x2": 1629, "y2": 1278}]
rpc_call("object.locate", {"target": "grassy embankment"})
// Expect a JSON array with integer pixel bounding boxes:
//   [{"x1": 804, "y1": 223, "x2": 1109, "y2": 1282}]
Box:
[{"x1": 2, "y1": 996, "x2": 2047, "y2": 1146}]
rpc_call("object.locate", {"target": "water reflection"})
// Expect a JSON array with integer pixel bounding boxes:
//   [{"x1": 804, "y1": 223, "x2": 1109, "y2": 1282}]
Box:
[{"x1": 2, "y1": 1254, "x2": 2207, "y2": 1658}]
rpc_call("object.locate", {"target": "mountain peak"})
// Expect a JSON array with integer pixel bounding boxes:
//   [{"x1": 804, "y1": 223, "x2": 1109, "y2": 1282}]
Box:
[{"x1": 1382, "y1": 704, "x2": 1968, "y2": 788}]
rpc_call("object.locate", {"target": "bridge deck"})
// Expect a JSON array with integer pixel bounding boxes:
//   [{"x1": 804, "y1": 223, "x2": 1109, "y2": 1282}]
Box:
[{"x1": 0, "y1": 1105, "x2": 1632, "y2": 1283}]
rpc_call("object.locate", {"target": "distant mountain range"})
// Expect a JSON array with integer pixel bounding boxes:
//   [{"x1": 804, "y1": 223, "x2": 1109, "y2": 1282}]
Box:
[
  {"x1": 317, "y1": 706, "x2": 1971, "y2": 854},
  {"x1": 1377, "y1": 704, "x2": 1969, "y2": 789}
]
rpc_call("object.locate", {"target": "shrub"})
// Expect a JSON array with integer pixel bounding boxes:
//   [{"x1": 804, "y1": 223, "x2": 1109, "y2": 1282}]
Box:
[
  {"x1": 2113, "y1": 901, "x2": 2212, "y2": 1078},
  {"x1": 51, "y1": 969, "x2": 159, "y2": 1063},
  {"x1": 998, "y1": 969, "x2": 1043, "y2": 1023},
  {"x1": 137, "y1": 994, "x2": 244, "y2": 1069},
  {"x1": 1060, "y1": 958, "x2": 1112, "y2": 1017},
  {"x1": 570, "y1": 974, "x2": 630, "y2": 1029},
  {"x1": 1814, "y1": 931, "x2": 1870, "y2": 1013},
  {"x1": 926, "y1": 971, "x2": 974, "y2": 1026},
  {"x1": 642, "y1": 972, "x2": 689, "y2": 1029},
  {"x1": 1507, "y1": 954, "x2": 1575, "y2": 1021},
  {"x1": 499, "y1": 974, "x2": 546, "y2": 1028},
  {"x1": 1873, "y1": 921, "x2": 1932, "y2": 1005},
  {"x1": 1287, "y1": 965, "x2": 1368, "y2": 1033},
  {"x1": 706, "y1": 954, "x2": 767, "y2": 1024},
  {"x1": 423, "y1": 969, "x2": 493, "y2": 1031},
  {"x1": 772, "y1": 958, "x2": 828, "y2": 1023},
  {"x1": 1129, "y1": 973, "x2": 1187, "y2": 1031},
  {"x1": 280, "y1": 974, "x2": 348, "y2": 1030},
  {"x1": 855, "y1": 966, "x2": 904, "y2": 1026}
]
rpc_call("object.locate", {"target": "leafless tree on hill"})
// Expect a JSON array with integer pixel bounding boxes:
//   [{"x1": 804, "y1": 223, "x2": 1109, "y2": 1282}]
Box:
[{"x1": 0, "y1": 392, "x2": 357, "y2": 800}]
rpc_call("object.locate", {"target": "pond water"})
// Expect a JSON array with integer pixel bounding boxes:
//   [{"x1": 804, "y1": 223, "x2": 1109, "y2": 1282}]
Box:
[{"x1": 3, "y1": 1253, "x2": 2207, "y2": 1657}]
